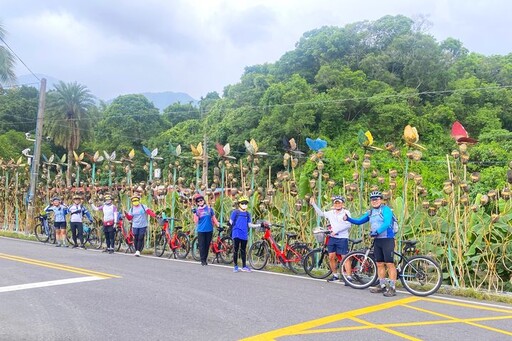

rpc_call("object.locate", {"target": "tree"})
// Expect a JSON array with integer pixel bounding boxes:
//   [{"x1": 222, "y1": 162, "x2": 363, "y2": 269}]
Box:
[
  {"x1": 0, "y1": 21, "x2": 16, "y2": 85},
  {"x1": 45, "y1": 81, "x2": 95, "y2": 186}
]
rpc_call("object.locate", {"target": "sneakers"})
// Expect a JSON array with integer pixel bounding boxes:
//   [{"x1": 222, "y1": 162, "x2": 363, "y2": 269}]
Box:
[
  {"x1": 344, "y1": 276, "x2": 354, "y2": 286},
  {"x1": 108, "y1": 249, "x2": 114, "y2": 254},
  {"x1": 241, "y1": 266, "x2": 251, "y2": 272},
  {"x1": 383, "y1": 287, "x2": 396, "y2": 297},
  {"x1": 102, "y1": 248, "x2": 108, "y2": 253},
  {"x1": 55, "y1": 244, "x2": 61, "y2": 247},
  {"x1": 72, "y1": 245, "x2": 78, "y2": 249},
  {"x1": 327, "y1": 275, "x2": 340, "y2": 282},
  {"x1": 135, "y1": 250, "x2": 140, "y2": 257},
  {"x1": 369, "y1": 285, "x2": 387, "y2": 293},
  {"x1": 233, "y1": 266, "x2": 240, "y2": 272}
]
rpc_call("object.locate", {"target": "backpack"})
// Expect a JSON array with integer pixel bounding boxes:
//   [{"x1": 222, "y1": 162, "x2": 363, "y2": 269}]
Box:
[{"x1": 369, "y1": 206, "x2": 399, "y2": 234}]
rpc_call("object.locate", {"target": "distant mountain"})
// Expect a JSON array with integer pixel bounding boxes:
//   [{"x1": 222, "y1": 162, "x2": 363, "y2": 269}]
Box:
[
  {"x1": 139, "y1": 92, "x2": 198, "y2": 111},
  {"x1": 12, "y1": 74, "x2": 198, "y2": 111}
]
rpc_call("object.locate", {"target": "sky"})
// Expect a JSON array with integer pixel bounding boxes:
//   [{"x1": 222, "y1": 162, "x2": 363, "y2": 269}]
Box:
[{"x1": 1, "y1": 0, "x2": 511, "y2": 101}]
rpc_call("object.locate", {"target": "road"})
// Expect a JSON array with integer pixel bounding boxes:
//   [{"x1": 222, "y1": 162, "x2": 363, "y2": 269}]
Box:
[{"x1": 1, "y1": 237, "x2": 511, "y2": 341}]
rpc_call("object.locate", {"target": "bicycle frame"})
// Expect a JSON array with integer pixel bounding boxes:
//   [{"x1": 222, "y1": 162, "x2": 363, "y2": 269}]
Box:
[
  {"x1": 161, "y1": 218, "x2": 188, "y2": 251},
  {"x1": 260, "y1": 225, "x2": 302, "y2": 264},
  {"x1": 117, "y1": 219, "x2": 134, "y2": 246}
]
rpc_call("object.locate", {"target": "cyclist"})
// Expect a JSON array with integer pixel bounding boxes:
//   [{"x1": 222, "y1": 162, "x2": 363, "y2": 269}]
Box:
[
  {"x1": 124, "y1": 195, "x2": 156, "y2": 257},
  {"x1": 91, "y1": 194, "x2": 118, "y2": 254},
  {"x1": 44, "y1": 197, "x2": 69, "y2": 247},
  {"x1": 192, "y1": 193, "x2": 220, "y2": 266},
  {"x1": 344, "y1": 191, "x2": 397, "y2": 297},
  {"x1": 68, "y1": 194, "x2": 94, "y2": 249},
  {"x1": 310, "y1": 195, "x2": 352, "y2": 283},
  {"x1": 229, "y1": 195, "x2": 252, "y2": 272}
]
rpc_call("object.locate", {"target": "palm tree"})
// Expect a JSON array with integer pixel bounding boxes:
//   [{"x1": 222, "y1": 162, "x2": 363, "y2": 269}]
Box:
[
  {"x1": 45, "y1": 81, "x2": 95, "y2": 186},
  {"x1": 0, "y1": 21, "x2": 17, "y2": 85}
]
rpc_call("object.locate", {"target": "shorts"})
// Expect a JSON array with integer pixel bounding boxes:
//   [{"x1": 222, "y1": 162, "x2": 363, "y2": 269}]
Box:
[
  {"x1": 327, "y1": 237, "x2": 349, "y2": 255},
  {"x1": 374, "y1": 238, "x2": 395, "y2": 263},
  {"x1": 54, "y1": 221, "x2": 67, "y2": 229}
]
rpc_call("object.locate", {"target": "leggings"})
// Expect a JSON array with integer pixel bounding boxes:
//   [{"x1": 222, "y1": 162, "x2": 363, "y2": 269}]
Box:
[
  {"x1": 233, "y1": 238, "x2": 248, "y2": 267},
  {"x1": 197, "y1": 231, "x2": 213, "y2": 264},
  {"x1": 133, "y1": 227, "x2": 147, "y2": 252},
  {"x1": 70, "y1": 222, "x2": 84, "y2": 246},
  {"x1": 103, "y1": 225, "x2": 115, "y2": 249}
]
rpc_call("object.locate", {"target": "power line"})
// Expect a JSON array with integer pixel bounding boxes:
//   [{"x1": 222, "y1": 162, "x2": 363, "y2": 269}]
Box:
[{"x1": 0, "y1": 36, "x2": 40, "y2": 82}]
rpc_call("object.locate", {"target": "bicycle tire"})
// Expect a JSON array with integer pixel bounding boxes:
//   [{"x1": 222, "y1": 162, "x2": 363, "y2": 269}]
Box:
[
  {"x1": 66, "y1": 228, "x2": 75, "y2": 246},
  {"x1": 400, "y1": 255, "x2": 442, "y2": 297},
  {"x1": 248, "y1": 240, "x2": 270, "y2": 270},
  {"x1": 114, "y1": 229, "x2": 123, "y2": 251},
  {"x1": 155, "y1": 233, "x2": 167, "y2": 257},
  {"x1": 34, "y1": 223, "x2": 49, "y2": 243},
  {"x1": 287, "y1": 243, "x2": 310, "y2": 275},
  {"x1": 191, "y1": 237, "x2": 200, "y2": 261},
  {"x1": 174, "y1": 232, "x2": 190, "y2": 259},
  {"x1": 49, "y1": 227, "x2": 56, "y2": 244},
  {"x1": 218, "y1": 236, "x2": 234, "y2": 264},
  {"x1": 88, "y1": 227, "x2": 103, "y2": 249},
  {"x1": 303, "y1": 248, "x2": 332, "y2": 279},
  {"x1": 340, "y1": 250, "x2": 378, "y2": 289}
]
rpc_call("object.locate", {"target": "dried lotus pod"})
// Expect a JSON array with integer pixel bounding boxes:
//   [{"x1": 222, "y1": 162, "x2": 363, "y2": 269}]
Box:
[
  {"x1": 501, "y1": 187, "x2": 511, "y2": 199},
  {"x1": 422, "y1": 201, "x2": 430, "y2": 209},
  {"x1": 389, "y1": 169, "x2": 398, "y2": 178},
  {"x1": 480, "y1": 195, "x2": 489, "y2": 205},
  {"x1": 471, "y1": 172, "x2": 480, "y2": 183},
  {"x1": 451, "y1": 150, "x2": 460, "y2": 159},
  {"x1": 362, "y1": 159, "x2": 371, "y2": 169}
]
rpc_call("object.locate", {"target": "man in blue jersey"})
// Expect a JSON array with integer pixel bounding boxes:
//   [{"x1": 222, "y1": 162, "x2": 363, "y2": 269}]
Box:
[{"x1": 344, "y1": 191, "x2": 397, "y2": 297}]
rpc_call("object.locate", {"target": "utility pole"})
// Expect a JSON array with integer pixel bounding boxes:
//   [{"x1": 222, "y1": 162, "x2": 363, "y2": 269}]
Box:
[
  {"x1": 25, "y1": 78, "x2": 46, "y2": 233},
  {"x1": 202, "y1": 133, "x2": 208, "y2": 189}
]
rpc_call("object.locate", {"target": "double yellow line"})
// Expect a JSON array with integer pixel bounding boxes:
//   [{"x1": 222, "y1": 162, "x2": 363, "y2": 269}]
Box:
[{"x1": 0, "y1": 253, "x2": 120, "y2": 279}]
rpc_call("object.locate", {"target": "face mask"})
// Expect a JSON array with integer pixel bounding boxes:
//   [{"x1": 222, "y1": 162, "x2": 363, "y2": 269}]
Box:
[{"x1": 132, "y1": 201, "x2": 140, "y2": 206}]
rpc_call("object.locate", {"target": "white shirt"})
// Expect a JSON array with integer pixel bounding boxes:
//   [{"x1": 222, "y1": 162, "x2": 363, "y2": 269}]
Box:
[{"x1": 311, "y1": 202, "x2": 352, "y2": 238}]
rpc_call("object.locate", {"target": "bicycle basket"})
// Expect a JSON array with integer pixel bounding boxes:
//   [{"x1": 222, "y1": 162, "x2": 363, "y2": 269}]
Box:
[{"x1": 313, "y1": 228, "x2": 327, "y2": 243}]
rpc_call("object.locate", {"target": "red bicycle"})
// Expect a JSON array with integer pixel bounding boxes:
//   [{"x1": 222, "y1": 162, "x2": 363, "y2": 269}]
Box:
[
  {"x1": 114, "y1": 216, "x2": 135, "y2": 253},
  {"x1": 248, "y1": 222, "x2": 311, "y2": 274},
  {"x1": 191, "y1": 225, "x2": 234, "y2": 264},
  {"x1": 154, "y1": 217, "x2": 191, "y2": 259}
]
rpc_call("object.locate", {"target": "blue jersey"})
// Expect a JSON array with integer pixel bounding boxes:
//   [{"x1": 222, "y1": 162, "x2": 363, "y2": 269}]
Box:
[
  {"x1": 195, "y1": 206, "x2": 215, "y2": 233},
  {"x1": 347, "y1": 205, "x2": 395, "y2": 238},
  {"x1": 230, "y1": 210, "x2": 251, "y2": 240},
  {"x1": 45, "y1": 204, "x2": 68, "y2": 223}
]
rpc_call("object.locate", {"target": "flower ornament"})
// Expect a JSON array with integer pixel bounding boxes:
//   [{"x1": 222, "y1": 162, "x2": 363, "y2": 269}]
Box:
[
  {"x1": 403, "y1": 125, "x2": 426, "y2": 150},
  {"x1": 451, "y1": 121, "x2": 478, "y2": 144},
  {"x1": 244, "y1": 139, "x2": 268, "y2": 156},
  {"x1": 357, "y1": 130, "x2": 383, "y2": 151},
  {"x1": 215, "y1": 142, "x2": 236, "y2": 160},
  {"x1": 190, "y1": 142, "x2": 204, "y2": 161}
]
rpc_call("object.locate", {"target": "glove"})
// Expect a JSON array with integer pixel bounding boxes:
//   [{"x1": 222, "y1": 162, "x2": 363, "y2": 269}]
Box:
[
  {"x1": 370, "y1": 231, "x2": 378, "y2": 237},
  {"x1": 191, "y1": 208, "x2": 197, "y2": 214}
]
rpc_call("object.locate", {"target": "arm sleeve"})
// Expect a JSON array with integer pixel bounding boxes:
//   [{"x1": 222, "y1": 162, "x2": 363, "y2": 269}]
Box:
[
  {"x1": 113, "y1": 206, "x2": 118, "y2": 224},
  {"x1": 125, "y1": 209, "x2": 133, "y2": 221},
  {"x1": 376, "y1": 207, "x2": 393, "y2": 234},
  {"x1": 83, "y1": 208, "x2": 93, "y2": 221},
  {"x1": 91, "y1": 204, "x2": 100, "y2": 211},
  {"x1": 310, "y1": 202, "x2": 326, "y2": 217},
  {"x1": 346, "y1": 212, "x2": 370, "y2": 225},
  {"x1": 146, "y1": 208, "x2": 157, "y2": 218}
]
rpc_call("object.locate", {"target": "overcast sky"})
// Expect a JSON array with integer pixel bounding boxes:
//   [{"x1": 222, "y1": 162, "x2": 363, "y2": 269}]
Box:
[{"x1": 1, "y1": 0, "x2": 511, "y2": 101}]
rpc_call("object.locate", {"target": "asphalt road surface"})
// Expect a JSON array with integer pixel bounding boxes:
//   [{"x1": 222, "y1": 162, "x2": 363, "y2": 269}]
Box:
[{"x1": 1, "y1": 237, "x2": 511, "y2": 341}]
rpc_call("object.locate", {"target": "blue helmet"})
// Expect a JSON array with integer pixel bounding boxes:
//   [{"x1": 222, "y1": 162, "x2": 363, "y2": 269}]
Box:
[{"x1": 332, "y1": 195, "x2": 345, "y2": 203}]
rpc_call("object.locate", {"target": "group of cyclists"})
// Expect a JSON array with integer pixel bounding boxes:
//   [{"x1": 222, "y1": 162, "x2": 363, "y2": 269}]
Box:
[{"x1": 43, "y1": 189, "x2": 398, "y2": 296}]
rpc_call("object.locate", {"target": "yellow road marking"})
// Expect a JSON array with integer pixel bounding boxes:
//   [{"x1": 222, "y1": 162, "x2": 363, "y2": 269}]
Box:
[
  {"x1": 240, "y1": 297, "x2": 420, "y2": 340},
  {"x1": 0, "y1": 253, "x2": 120, "y2": 279},
  {"x1": 404, "y1": 303, "x2": 512, "y2": 337},
  {"x1": 424, "y1": 297, "x2": 512, "y2": 313}
]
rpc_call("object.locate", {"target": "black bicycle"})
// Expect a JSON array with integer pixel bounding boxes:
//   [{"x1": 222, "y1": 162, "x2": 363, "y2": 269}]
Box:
[
  {"x1": 340, "y1": 239, "x2": 442, "y2": 296},
  {"x1": 34, "y1": 214, "x2": 56, "y2": 244},
  {"x1": 303, "y1": 228, "x2": 363, "y2": 279}
]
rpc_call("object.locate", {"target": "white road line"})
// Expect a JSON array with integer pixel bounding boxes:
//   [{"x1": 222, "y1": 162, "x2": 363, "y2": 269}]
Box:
[{"x1": 0, "y1": 276, "x2": 104, "y2": 293}]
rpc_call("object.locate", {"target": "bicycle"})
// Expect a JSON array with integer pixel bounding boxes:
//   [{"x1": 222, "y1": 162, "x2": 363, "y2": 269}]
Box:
[
  {"x1": 154, "y1": 216, "x2": 191, "y2": 259},
  {"x1": 191, "y1": 226, "x2": 234, "y2": 264},
  {"x1": 114, "y1": 217, "x2": 135, "y2": 253},
  {"x1": 303, "y1": 228, "x2": 363, "y2": 279},
  {"x1": 66, "y1": 222, "x2": 103, "y2": 249},
  {"x1": 34, "y1": 214, "x2": 56, "y2": 244},
  {"x1": 248, "y1": 222, "x2": 311, "y2": 274},
  {"x1": 340, "y1": 238, "x2": 443, "y2": 296}
]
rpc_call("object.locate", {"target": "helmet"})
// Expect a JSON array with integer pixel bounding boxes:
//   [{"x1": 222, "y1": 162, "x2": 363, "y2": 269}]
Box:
[
  {"x1": 193, "y1": 194, "x2": 205, "y2": 203},
  {"x1": 104, "y1": 194, "x2": 112, "y2": 201},
  {"x1": 72, "y1": 194, "x2": 82, "y2": 200},
  {"x1": 131, "y1": 195, "x2": 141, "y2": 202},
  {"x1": 51, "y1": 197, "x2": 61, "y2": 202},
  {"x1": 332, "y1": 195, "x2": 345, "y2": 203},
  {"x1": 369, "y1": 191, "x2": 383, "y2": 199},
  {"x1": 238, "y1": 196, "x2": 249, "y2": 205}
]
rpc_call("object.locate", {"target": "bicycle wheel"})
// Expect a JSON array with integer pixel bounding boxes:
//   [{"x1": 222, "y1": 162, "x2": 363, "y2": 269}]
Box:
[
  {"x1": 114, "y1": 229, "x2": 123, "y2": 251},
  {"x1": 248, "y1": 240, "x2": 270, "y2": 270},
  {"x1": 66, "y1": 228, "x2": 75, "y2": 246},
  {"x1": 400, "y1": 256, "x2": 442, "y2": 297},
  {"x1": 49, "y1": 227, "x2": 56, "y2": 244},
  {"x1": 155, "y1": 234, "x2": 167, "y2": 257},
  {"x1": 191, "y1": 237, "x2": 200, "y2": 261},
  {"x1": 341, "y1": 251, "x2": 378, "y2": 289},
  {"x1": 34, "y1": 223, "x2": 49, "y2": 243},
  {"x1": 218, "y1": 236, "x2": 234, "y2": 264},
  {"x1": 88, "y1": 227, "x2": 103, "y2": 249},
  {"x1": 174, "y1": 232, "x2": 190, "y2": 259},
  {"x1": 303, "y1": 248, "x2": 332, "y2": 279},
  {"x1": 287, "y1": 243, "x2": 310, "y2": 274}
]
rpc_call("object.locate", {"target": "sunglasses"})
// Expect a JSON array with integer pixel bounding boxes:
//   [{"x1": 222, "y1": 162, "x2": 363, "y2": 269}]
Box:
[
  {"x1": 239, "y1": 202, "x2": 248, "y2": 205},
  {"x1": 370, "y1": 198, "x2": 382, "y2": 201}
]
